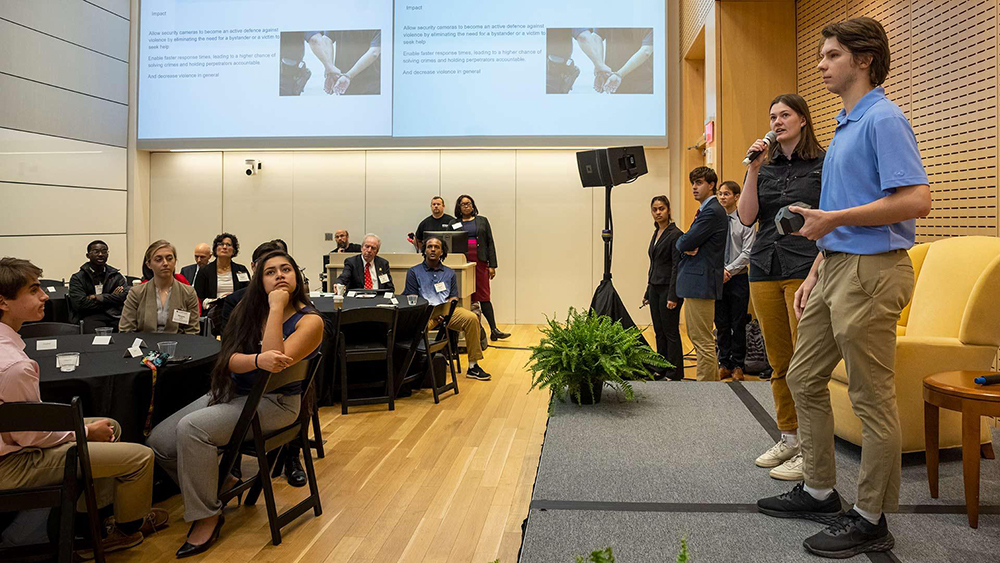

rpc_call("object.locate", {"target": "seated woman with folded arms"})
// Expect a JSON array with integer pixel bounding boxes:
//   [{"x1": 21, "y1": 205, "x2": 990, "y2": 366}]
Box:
[
  {"x1": 146, "y1": 250, "x2": 323, "y2": 558},
  {"x1": 119, "y1": 240, "x2": 200, "y2": 335}
]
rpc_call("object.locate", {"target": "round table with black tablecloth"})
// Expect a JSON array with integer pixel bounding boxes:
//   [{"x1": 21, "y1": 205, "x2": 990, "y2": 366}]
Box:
[
  {"x1": 310, "y1": 294, "x2": 431, "y2": 405},
  {"x1": 26, "y1": 333, "x2": 220, "y2": 443}
]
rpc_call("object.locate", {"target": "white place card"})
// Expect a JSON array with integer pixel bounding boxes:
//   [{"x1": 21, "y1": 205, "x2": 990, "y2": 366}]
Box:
[
  {"x1": 384, "y1": 292, "x2": 394, "y2": 299},
  {"x1": 35, "y1": 339, "x2": 57, "y2": 351},
  {"x1": 46, "y1": 287, "x2": 56, "y2": 293},
  {"x1": 55, "y1": 355, "x2": 79, "y2": 369},
  {"x1": 92, "y1": 336, "x2": 112, "y2": 346},
  {"x1": 347, "y1": 291, "x2": 357, "y2": 298},
  {"x1": 127, "y1": 346, "x2": 144, "y2": 358},
  {"x1": 390, "y1": 298, "x2": 399, "y2": 305},
  {"x1": 132, "y1": 338, "x2": 145, "y2": 349}
]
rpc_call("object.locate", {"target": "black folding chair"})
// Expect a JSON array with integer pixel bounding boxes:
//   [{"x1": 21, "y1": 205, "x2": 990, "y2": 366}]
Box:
[
  {"x1": 0, "y1": 399, "x2": 105, "y2": 563},
  {"x1": 339, "y1": 307, "x2": 399, "y2": 414},
  {"x1": 308, "y1": 312, "x2": 341, "y2": 459},
  {"x1": 216, "y1": 356, "x2": 323, "y2": 546},
  {"x1": 18, "y1": 322, "x2": 83, "y2": 338},
  {"x1": 393, "y1": 303, "x2": 435, "y2": 398},
  {"x1": 423, "y1": 301, "x2": 460, "y2": 403}
]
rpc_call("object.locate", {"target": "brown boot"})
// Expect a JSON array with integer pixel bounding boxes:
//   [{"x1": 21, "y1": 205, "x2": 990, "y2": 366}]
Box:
[
  {"x1": 732, "y1": 367, "x2": 745, "y2": 381},
  {"x1": 718, "y1": 366, "x2": 733, "y2": 380}
]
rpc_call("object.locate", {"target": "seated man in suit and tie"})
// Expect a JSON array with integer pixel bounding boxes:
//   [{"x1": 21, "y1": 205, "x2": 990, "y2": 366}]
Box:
[
  {"x1": 676, "y1": 166, "x2": 729, "y2": 381},
  {"x1": 403, "y1": 237, "x2": 491, "y2": 381},
  {"x1": 332, "y1": 229, "x2": 362, "y2": 253},
  {"x1": 337, "y1": 234, "x2": 394, "y2": 291},
  {"x1": 180, "y1": 243, "x2": 211, "y2": 285}
]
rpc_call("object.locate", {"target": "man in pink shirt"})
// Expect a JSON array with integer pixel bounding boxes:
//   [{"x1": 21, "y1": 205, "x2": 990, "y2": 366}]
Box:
[{"x1": 0, "y1": 257, "x2": 165, "y2": 556}]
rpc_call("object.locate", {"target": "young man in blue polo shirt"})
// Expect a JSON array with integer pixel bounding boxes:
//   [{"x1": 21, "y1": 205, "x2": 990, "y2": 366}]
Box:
[{"x1": 756, "y1": 17, "x2": 931, "y2": 559}]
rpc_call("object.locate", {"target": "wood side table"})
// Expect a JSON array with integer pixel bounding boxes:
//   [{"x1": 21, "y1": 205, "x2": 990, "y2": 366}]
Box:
[{"x1": 923, "y1": 370, "x2": 1000, "y2": 528}]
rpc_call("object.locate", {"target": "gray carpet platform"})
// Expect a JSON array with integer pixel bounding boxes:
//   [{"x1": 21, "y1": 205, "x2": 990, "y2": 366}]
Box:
[{"x1": 520, "y1": 381, "x2": 1000, "y2": 562}]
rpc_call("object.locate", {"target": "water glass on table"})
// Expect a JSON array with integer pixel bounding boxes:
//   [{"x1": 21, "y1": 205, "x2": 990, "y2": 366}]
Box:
[
  {"x1": 56, "y1": 352, "x2": 79, "y2": 373},
  {"x1": 95, "y1": 327, "x2": 113, "y2": 337},
  {"x1": 157, "y1": 341, "x2": 177, "y2": 358},
  {"x1": 407, "y1": 295, "x2": 418, "y2": 306}
]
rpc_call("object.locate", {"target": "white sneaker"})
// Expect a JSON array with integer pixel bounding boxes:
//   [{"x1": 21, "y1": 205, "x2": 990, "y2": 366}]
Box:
[
  {"x1": 755, "y1": 437, "x2": 799, "y2": 468},
  {"x1": 769, "y1": 453, "x2": 805, "y2": 481}
]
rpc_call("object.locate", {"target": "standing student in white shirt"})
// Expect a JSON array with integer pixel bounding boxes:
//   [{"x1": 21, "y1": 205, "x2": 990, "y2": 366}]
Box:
[{"x1": 714, "y1": 181, "x2": 756, "y2": 381}]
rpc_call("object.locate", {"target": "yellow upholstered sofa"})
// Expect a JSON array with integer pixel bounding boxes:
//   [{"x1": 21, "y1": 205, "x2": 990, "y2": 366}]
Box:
[{"x1": 829, "y1": 236, "x2": 1000, "y2": 453}]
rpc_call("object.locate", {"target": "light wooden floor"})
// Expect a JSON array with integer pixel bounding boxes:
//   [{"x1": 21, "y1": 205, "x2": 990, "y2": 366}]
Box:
[{"x1": 114, "y1": 325, "x2": 549, "y2": 563}]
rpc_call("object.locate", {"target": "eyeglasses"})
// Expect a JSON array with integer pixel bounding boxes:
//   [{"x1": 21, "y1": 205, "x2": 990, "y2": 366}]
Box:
[{"x1": 217, "y1": 242, "x2": 233, "y2": 248}]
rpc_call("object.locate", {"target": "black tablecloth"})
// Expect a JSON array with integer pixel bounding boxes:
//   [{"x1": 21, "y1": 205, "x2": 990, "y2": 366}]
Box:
[
  {"x1": 26, "y1": 333, "x2": 220, "y2": 443},
  {"x1": 311, "y1": 295, "x2": 431, "y2": 405},
  {"x1": 41, "y1": 284, "x2": 69, "y2": 323}
]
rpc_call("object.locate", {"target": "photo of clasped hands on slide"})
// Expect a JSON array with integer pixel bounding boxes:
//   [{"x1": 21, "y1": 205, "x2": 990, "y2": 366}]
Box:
[
  {"x1": 546, "y1": 28, "x2": 653, "y2": 94},
  {"x1": 279, "y1": 30, "x2": 381, "y2": 96}
]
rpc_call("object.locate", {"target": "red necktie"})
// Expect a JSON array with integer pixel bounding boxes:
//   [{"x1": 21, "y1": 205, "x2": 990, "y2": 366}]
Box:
[{"x1": 363, "y1": 262, "x2": 373, "y2": 289}]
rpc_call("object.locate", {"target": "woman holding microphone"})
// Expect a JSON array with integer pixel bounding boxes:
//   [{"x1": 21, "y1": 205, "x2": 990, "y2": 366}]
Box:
[
  {"x1": 642, "y1": 196, "x2": 684, "y2": 380},
  {"x1": 738, "y1": 94, "x2": 824, "y2": 481}
]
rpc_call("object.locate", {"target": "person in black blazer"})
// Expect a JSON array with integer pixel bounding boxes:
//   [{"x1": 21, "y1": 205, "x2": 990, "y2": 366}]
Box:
[
  {"x1": 331, "y1": 229, "x2": 362, "y2": 253},
  {"x1": 676, "y1": 167, "x2": 728, "y2": 381},
  {"x1": 455, "y1": 194, "x2": 509, "y2": 341},
  {"x1": 193, "y1": 232, "x2": 251, "y2": 308},
  {"x1": 643, "y1": 196, "x2": 684, "y2": 381},
  {"x1": 180, "y1": 243, "x2": 211, "y2": 285},
  {"x1": 336, "y1": 234, "x2": 394, "y2": 291}
]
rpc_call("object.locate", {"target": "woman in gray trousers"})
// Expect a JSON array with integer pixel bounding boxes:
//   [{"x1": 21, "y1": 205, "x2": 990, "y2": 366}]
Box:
[{"x1": 147, "y1": 250, "x2": 324, "y2": 558}]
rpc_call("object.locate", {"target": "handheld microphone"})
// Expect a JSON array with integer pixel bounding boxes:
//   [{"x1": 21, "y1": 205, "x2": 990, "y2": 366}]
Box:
[
  {"x1": 974, "y1": 374, "x2": 1000, "y2": 386},
  {"x1": 743, "y1": 131, "x2": 778, "y2": 166}
]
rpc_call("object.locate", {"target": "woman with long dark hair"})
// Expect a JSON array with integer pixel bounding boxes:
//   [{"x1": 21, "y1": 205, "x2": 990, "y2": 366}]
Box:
[
  {"x1": 738, "y1": 93, "x2": 824, "y2": 482},
  {"x1": 146, "y1": 250, "x2": 323, "y2": 558},
  {"x1": 642, "y1": 195, "x2": 684, "y2": 380},
  {"x1": 455, "y1": 194, "x2": 509, "y2": 340}
]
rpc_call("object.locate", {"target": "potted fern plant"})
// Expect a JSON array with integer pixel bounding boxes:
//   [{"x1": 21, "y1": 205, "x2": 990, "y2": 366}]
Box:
[{"x1": 527, "y1": 308, "x2": 669, "y2": 405}]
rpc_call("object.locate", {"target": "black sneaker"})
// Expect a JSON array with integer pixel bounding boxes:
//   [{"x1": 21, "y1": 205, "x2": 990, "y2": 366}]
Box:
[
  {"x1": 465, "y1": 365, "x2": 492, "y2": 380},
  {"x1": 803, "y1": 509, "x2": 895, "y2": 559},
  {"x1": 284, "y1": 455, "x2": 307, "y2": 488},
  {"x1": 757, "y1": 483, "x2": 843, "y2": 524}
]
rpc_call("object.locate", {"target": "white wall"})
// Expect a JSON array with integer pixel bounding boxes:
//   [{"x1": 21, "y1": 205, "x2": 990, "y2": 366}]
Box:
[
  {"x1": 0, "y1": 0, "x2": 131, "y2": 281},
  {"x1": 149, "y1": 148, "x2": 670, "y2": 325}
]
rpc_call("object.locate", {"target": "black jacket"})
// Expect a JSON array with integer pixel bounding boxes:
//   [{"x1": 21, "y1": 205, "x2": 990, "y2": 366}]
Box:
[
  {"x1": 464, "y1": 215, "x2": 498, "y2": 268},
  {"x1": 180, "y1": 263, "x2": 202, "y2": 286},
  {"x1": 332, "y1": 243, "x2": 362, "y2": 253},
  {"x1": 192, "y1": 260, "x2": 251, "y2": 303},
  {"x1": 68, "y1": 263, "x2": 129, "y2": 322},
  {"x1": 645, "y1": 222, "x2": 683, "y2": 303},
  {"x1": 676, "y1": 197, "x2": 728, "y2": 300},
  {"x1": 337, "y1": 255, "x2": 394, "y2": 292}
]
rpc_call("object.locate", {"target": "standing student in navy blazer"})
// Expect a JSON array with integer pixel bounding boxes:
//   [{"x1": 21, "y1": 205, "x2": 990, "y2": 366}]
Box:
[{"x1": 675, "y1": 166, "x2": 728, "y2": 381}]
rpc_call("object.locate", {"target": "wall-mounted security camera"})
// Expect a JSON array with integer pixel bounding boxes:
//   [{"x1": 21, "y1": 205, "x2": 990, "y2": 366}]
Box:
[{"x1": 245, "y1": 159, "x2": 261, "y2": 176}]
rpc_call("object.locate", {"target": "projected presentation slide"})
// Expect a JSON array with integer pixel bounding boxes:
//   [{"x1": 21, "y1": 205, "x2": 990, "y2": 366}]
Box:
[
  {"x1": 138, "y1": 0, "x2": 392, "y2": 139},
  {"x1": 393, "y1": 1, "x2": 665, "y2": 137}
]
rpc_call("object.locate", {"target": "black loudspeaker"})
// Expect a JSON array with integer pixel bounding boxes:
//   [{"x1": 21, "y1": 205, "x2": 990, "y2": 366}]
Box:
[{"x1": 576, "y1": 146, "x2": 647, "y2": 188}]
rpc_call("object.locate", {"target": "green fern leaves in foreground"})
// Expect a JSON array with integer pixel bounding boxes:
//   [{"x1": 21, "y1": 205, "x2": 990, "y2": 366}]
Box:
[{"x1": 527, "y1": 307, "x2": 670, "y2": 405}]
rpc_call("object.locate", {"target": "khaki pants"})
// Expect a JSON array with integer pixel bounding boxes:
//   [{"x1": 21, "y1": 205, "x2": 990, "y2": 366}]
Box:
[
  {"x1": 683, "y1": 298, "x2": 717, "y2": 381},
  {"x1": 787, "y1": 250, "x2": 913, "y2": 513},
  {"x1": 0, "y1": 418, "x2": 153, "y2": 523},
  {"x1": 430, "y1": 304, "x2": 483, "y2": 364},
  {"x1": 750, "y1": 279, "x2": 804, "y2": 433}
]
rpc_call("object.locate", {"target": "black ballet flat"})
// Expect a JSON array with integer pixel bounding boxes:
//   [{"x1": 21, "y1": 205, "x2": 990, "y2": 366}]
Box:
[{"x1": 175, "y1": 513, "x2": 225, "y2": 559}]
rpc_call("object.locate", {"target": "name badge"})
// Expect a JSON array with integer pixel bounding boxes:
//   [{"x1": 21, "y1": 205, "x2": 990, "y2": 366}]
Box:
[
  {"x1": 36, "y1": 339, "x2": 57, "y2": 351},
  {"x1": 452, "y1": 223, "x2": 462, "y2": 230},
  {"x1": 94, "y1": 284, "x2": 103, "y2": 295},
  {"x1": 434, "y1": 281, "x2": 447, "y2": 293},
  {"x1": 236, "y1": 272, "x2": 250, "y2": 283},
  {"x1": 378, "y1": 273, "x2": 390, "y2": 284},
  {"x1": 92, "y1": 335, "x2": 112, "y2": 346},
  {"x1": 172, "y1": 309, "x2": 192, "y2": 325},
  {"x1": 127, "y1": 346, "x2": 144, "y2": 358}
]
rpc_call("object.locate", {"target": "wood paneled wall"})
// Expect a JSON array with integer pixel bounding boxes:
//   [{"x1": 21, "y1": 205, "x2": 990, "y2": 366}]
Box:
[
  {"x1": 681, "y1": 0, "x2": 716, "y2": 57},
  {"x1": 797, "y1": 0, "x2": 999, "y2": 240}
]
